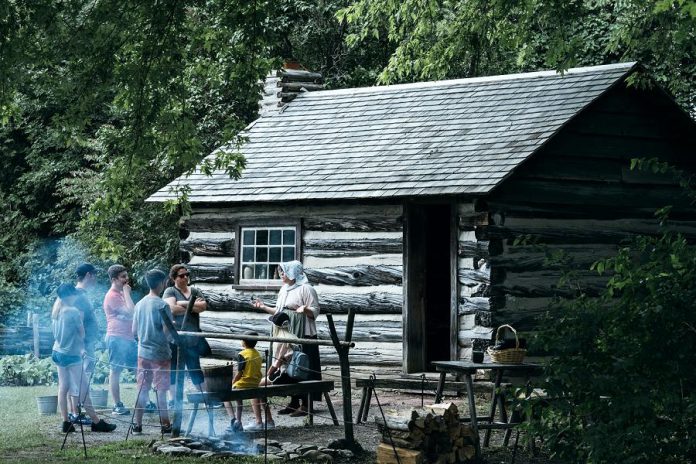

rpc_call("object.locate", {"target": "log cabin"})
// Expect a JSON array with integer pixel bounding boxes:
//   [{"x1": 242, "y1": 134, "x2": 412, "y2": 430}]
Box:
[{"x1": 148, "y1": 62, "x2": 696, "y2": 373}]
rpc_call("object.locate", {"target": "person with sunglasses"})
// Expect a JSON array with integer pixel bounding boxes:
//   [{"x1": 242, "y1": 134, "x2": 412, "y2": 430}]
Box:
[{"x1": 163, "y1": 264, "x2": 209, "y2": 402}]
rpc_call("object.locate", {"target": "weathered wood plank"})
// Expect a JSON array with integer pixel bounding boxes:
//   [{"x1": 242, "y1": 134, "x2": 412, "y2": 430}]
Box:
[
  {"x1": 478, "y1": 218, "x2": 696, "y2": 244},
  {"x1": 305, "y1": 265, "x2": 402, "y2": 286},
  {"x1": 188, "y1": 263, "x2": 235, "y2": 284},
  {"x1": 493, "y1": 271, "x2": 609, "y2": 297},
  {"x1": 304, "y1": 216, "x2": 402, "y2": 232},
  {"x1": 458, "y1": 269, "x2": 490, "y2": 287},
  {"x1": 458, "y1": 241, "x2": 491, "y2": 258},
  {"x1": 200, "y1": 315, "x2": 402, "y2": 342},
  {"x1": 303, "y1": 238, "x2": 402, "y2": 257},
  {"x1": 202, "y1": 288, "x2": 402, "y2": 314},
  {"x1": 180, "y1": 237, "x2": 235, "y2": 257},
  {"x1": 488, "y1": 243, "x2": 620, "y2": 272}
]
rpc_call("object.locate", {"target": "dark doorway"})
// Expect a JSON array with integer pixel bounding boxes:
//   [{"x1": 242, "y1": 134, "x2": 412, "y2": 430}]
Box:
[{"x1": 404, "y1": 203, "x2": 453, "y2": 372}]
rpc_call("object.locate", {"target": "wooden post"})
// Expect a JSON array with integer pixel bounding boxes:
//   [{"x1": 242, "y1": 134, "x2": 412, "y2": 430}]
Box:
[
  {"x1": 26, "y1": 310, "x2": 32, "y2": 327},
  {"x1": 32, "y1": 313, "x2": 40, "y2": 358},
  {"x1": 326, "y1": 308, "x2": 356, "y2": 446}
]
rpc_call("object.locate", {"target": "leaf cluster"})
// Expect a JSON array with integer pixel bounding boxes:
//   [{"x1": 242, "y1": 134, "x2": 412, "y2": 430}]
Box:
[{"x1": 0, "y1": 354, "x2": 57, "y2": 387}]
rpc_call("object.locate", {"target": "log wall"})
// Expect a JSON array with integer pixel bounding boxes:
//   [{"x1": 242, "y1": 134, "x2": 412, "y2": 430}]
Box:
[
  {"x1": 181, "y1": 203, "x2": 404, "y2": 366},
  {"x1": 476, "y1": 84, "x2": 696, "y2": 353}
]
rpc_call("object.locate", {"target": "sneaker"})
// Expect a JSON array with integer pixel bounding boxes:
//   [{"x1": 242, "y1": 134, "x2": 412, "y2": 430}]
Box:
[
  {"x1": 112, "y1": 402, "x2": 130, "y2": 415},
  {"x1": 144, "y1": 401, "x2": 157, "y2": 414},
  {"x1": 68, "y1": 413, "x2": 92, "y2": 425},
  {"x1": 244, "y1": 422, "x2": 264, "y2": 432},
  {"x1": 131, "y1": 424, "x2": 143, "y2": 434},
  {"x1": 161, "y1": 424, "x2": 172, "y2": 434},
  {"x1": 91, "y1": 420, "x2": 117, "y2": 432},
  {"x1": 224, "y1": 419, "x2": 238, "y2": 434},
  {"x1": 167, "y1": 400, "x2": 175, "y2": 409},
  {"x1": 62, "y1": 421, "x2": 76, "y2": 433},
  {"x1": 265, "y1": 420, "x2": 276, "y2": 430}
]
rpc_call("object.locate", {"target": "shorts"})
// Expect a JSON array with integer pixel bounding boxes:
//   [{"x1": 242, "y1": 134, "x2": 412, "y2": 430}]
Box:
[
  {"x1": 170, "y1": 344, "x2": 204, "y2": 386},
  {"x1": 51, "y1": 351, "x2": 82, "y2": 367},
  {"x1": 137, "y1": 357, "x2": 171, "y2": 392},
  {"x1": 107, "y1": 336, "x2": 137, "y2": 371}
]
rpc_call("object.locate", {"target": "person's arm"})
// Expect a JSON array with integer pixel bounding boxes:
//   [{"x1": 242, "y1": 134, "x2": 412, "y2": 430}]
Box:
[
  {"x1": 191, "y1": 297, "x2": 207, "y2": 314},
  {"x1": 163, "y1": 288, "x2": 187, "y2": 317},
  {"x1": 131, "y1": 312, "x2": 138, "y2": 339},
  {"x1": 252, "y1": 298, "x2": 276, "y2": 315},
  {"x1": 51, "y1": 298, "x2": 61, "y2": 319},
  {"x1": 122, "y1": 284, "x2": 135, "y2": 313},
  {"x1": 296, "y1": 286, "x2": 320, "y2": 319}
]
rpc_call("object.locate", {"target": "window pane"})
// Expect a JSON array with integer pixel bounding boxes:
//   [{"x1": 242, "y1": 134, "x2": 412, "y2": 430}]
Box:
[
  {"x1": 254, "y1": 264, "x2": 267, "y2": 279},
  {"x1": 270, "y1": 230, "x2": 282, "y2": 245},
  {"x1": 266, "y1": 265, "x2": 275, "y2": 279},
  {"x1": 256, "y1": 247, "x2": 268, "y2": 262},
  {"x1": 256, "y1": 230, "x2": 268, "y2": 245},
  {"x1": 269, "y1": 247, "x2": 281, "y2": 262},
  {"x1": 242, "y1": 247, "x2": 254, "y2": 262},
  {"x1": 283, "y1": 246, "x2": 294, "y2": 262},
  {"x1": 243, "y1": 230, "x2": 254, "y2": 245},
  {"x1": 283, "y1": 229, "x2": 295, "y2": 245}
]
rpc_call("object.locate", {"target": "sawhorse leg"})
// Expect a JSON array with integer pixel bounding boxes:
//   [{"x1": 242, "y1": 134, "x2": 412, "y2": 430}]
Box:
[
  {"x1": 324, "y1": 392, "x2": 339, "y2": 426},
  {"x1": 465, "y1": 373, "x2": 481, "y2": 459},
  {"x1": 484, "y1": 370, "x2": 505, "y2": 447},
  {"x1": 356, "y1": 387, "x2": 368, "y2": 424},
  {"x1": 435, "y1": 371, "x2": 446, "y2": 404},
  {"x1": 307, "y1": 393, "x2": 314, "y2": 426}
]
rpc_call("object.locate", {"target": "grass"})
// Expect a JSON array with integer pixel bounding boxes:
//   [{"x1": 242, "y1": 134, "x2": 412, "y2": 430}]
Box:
[{"x1": 0, "y1": 385, "x2": 266, "y2": 463}]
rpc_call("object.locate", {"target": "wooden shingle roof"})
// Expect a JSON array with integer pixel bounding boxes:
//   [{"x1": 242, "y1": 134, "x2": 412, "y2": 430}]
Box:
[{"x1": 149, "y1": 62, "x2": 636, "y2": 203}]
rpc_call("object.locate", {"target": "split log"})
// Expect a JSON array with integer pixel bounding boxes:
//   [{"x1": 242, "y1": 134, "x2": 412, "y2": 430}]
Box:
[
  {"x1": 376, "y1": 443, "x2": 423, "y2": 464},
  {"x1": 458, "y1": 269, "x2": 490, "y2": 287},
  {"x1": 180, "y1": 238, "x2": 234, "y2": 257},
  {"x1": 305, "y1": 265, "x2": 402, "y2": 286},
  {"x1": 303, "y1": 238, "x2": 402, "y2": 257},
  {"x1": 277, "y1": 81, "x2": 324, "y2": 92},
  {"x1": 458, "y1": 297, "x2": 490, "y2": 314},
  {"x1": 200, "y1": 314, "x2": 402, "y2": 342},
  {"x1": 494, "y1": 270, "x2": 610, "y2": 297},
  {"x1": 458, "y1": 240, "x2": 490, "y2": 258},
  {"x1": 488, "y1": 243, "x2": 620, "y2": 271},
  {"x1": 277, "y1": 69, "x2": 323, "y2": 83},
  {"x1": 188, "y1": 263, "x2": 235, "y2": 284},
  {"x1": 202, "y1": 288, "x2": 402, "y2": 314},
  {"x1": 458, "y1": 212, "x2": 488, "y2": 230},
  {"x1": 304, "y1": 216, "x2": 402, "y2": 232}
]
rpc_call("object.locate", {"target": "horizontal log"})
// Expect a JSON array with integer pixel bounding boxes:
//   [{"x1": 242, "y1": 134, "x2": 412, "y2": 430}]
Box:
[
  {"x1": 277, "y1": 82, "x2": 324, "y2": 92},
  {"x1": 478, "y1": 217, "x2": 696, "y2": 244},
  {"x1": 491, "y1": 297, "x2": 558, "y2": 331},
  {"x1": 458, "y1": 212, "x2": 488, "y2": 230},
  {"x1": 493, "y1": 271, "x2": 609, "y2": 297},
  {"x1": 457, "y1": 297, "x2": 490, "y2": 314},
  {"x1": 277, "y1": 69, "x2": 323, "y2": 83},
  {"x1": 303, "y1": 238, "x2": 402, "y2": 257},
  {"x1": 304, "y1": 216, "x2": 402, "y2": 232},
  {"x1": 305, "y1": 265, "x2": 402, "y2": 286},
  {"x1": 203, "y1": 289, "x2": 402, "y2": 314},
  {"x1": 180, "y1": 237, "x2": 234, "y2": 257},
  {"x1": 458, "y1": 269, "x2": 489, "y2": 287},
  {"x1": 200, "y1": 315, "x2": 402, "y2": 342},
  {"x1": 488, "y1": 243, "x2": 620, "y2": 272},
  {"x1": 188, "y1": 263, "x2": 235, "y2": 284}
]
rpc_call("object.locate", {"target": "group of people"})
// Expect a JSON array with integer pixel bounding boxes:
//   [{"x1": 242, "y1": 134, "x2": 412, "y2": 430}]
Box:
[{"x1": 50, "y1": 259, "x2": 321, "y2": 435}]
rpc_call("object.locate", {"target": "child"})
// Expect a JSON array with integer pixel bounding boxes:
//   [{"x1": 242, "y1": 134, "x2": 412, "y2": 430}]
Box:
[
  {"x1": 131, "y1": 269, "x2": 173, "y2": 434},
  {"x1": 224, "y1": 331, "x2": 266, "y2": 432},
  {"x1": 51, "y1": 283, "x2": 116, "y2": 433}
]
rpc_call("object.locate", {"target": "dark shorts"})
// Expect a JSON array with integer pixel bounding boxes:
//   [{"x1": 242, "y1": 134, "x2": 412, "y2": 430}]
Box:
[
  {"x1": 52, "y1": 351, "x2": 82, "y2": 367},
  {"x1": 107, "y1": 336, "x2": 137, "y2": 371},
  {"x1": 170, "y1": 344, "x2": 204, "y2": 386}
]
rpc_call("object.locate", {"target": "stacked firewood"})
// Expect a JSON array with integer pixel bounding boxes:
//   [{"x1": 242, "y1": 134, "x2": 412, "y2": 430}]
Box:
[{"x1": 375, "y1": 403, "x2": 477, "y2": 464}]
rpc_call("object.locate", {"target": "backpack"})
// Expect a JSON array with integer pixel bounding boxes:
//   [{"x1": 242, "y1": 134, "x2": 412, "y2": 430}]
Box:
[{"x1": 286, "y1": 347, "x2": 310, "y2": 380}]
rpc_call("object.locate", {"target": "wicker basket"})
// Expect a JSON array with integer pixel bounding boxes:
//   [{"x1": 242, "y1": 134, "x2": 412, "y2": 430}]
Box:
[{"x1": 487, "y1": 324, "x2": 526, "y2": 364}]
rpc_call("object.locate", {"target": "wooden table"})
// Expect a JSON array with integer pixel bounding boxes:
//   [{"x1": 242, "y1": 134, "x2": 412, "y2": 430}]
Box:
[{"x1": 431, "y1": 360, "x2": 542, "y2": 459}]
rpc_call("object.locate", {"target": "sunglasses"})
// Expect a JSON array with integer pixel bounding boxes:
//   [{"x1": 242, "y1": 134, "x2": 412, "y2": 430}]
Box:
[{"x1": 176, "y1": 273, "x2": 190, "y2": 278}]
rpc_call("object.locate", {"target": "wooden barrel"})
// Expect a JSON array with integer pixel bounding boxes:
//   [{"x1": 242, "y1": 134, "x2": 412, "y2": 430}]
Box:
[{"x1": 203, "y1": 364, "x2": 234, "y2": 394}]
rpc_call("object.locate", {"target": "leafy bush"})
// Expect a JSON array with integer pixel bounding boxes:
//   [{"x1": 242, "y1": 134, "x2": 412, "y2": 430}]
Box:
[
  {"x1": 90, "y1": 350, "x2": 136, "y2": 385},
  {"x1": 0, "y1": 354, "x2": 57, "y2": 386},
  {"x1": 523, "y1": 231, "x2": 696, "y2": 463}
]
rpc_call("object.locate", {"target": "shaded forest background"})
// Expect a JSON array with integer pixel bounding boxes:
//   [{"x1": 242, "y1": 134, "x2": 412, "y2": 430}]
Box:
[{"x1": 0, "y1": 0, "x2": 694, "y2": 320}]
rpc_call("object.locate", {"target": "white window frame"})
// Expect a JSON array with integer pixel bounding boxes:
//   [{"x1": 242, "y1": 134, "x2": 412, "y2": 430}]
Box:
[{"x1": 238, "y1": 225, "x2": 298, "y2": 285}]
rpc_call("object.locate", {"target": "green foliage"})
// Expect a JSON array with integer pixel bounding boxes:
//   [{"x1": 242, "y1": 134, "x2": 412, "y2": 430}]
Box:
[
  {"x1": 522, "y1": 227, "x2": 696, "y2": 461},
  {"x1": 0, "y1": 354, "x2": 56, "y2": 387},
  {"x1": 90, "y1": 350, "x2": 136, "y2": 385}
]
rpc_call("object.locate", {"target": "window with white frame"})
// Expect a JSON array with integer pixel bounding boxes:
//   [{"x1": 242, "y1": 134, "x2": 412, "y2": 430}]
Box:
[{"x1": 239, "y1": 226, "x2": 296, "y2": 282}]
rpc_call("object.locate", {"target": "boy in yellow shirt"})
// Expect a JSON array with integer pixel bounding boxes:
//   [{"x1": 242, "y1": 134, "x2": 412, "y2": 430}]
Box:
[{"x1": 224, "y1": 331, "x2": 267, "y2": 432}]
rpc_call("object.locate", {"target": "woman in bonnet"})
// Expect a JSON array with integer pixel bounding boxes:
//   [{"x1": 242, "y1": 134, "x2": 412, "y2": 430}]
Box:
[{"x1": 253, "y1": 260, "x2": 321, "y2": 417}]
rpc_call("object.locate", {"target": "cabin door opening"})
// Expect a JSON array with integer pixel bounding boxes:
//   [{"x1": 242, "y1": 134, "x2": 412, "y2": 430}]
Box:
[{"x1": 404, "y1": 203, "x2": 453, "y2": 373}]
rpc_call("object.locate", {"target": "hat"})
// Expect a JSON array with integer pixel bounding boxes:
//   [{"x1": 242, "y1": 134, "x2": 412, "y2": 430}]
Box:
[{"x1": 268, "y1": 311, "x2": 290, "y2": 328}]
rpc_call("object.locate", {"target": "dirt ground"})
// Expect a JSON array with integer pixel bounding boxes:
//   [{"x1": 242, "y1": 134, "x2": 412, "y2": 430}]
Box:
[{"x1": 46, "y1": 384, "x2": 552, "y2": 464}]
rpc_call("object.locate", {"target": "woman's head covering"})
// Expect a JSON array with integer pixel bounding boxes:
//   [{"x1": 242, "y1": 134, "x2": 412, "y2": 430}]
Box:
[{"x1": 279, "y1": 260, "x2": 308, "y2": 286}]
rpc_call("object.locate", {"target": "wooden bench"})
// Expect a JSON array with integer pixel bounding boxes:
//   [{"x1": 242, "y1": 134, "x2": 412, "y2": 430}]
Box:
[
  {"x1": 355, "y1": 378, "x2": 511, "y2": 424},
  {"x1": 185, "y1": 380, "x2": 337, "y2": 436}
]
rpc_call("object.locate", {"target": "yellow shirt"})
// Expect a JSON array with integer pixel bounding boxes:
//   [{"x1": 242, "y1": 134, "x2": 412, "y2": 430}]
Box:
[{"x1": 233, "y1": 348, "x2": 262, "y2": 389}]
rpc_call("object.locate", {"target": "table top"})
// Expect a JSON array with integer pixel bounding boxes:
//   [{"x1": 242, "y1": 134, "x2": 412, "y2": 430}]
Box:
[{"x1": 431, "y1": 360, "x2": 542, "y2": 374}]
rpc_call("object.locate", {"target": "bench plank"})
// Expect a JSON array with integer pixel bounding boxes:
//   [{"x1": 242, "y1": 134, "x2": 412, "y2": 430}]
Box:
[{"x1": 187, "y1": 380, "x2": 335, "y2": 403}]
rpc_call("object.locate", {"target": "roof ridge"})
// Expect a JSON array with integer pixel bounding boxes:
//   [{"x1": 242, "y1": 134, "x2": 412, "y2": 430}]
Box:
[{"x1": 295, "y1": 62, "x2": 636, "y2": 98}]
